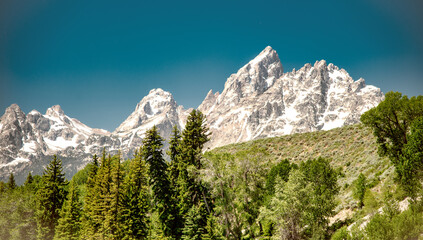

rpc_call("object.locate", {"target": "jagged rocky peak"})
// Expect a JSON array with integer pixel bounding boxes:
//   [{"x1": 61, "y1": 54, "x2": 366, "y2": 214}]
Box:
[
  {"x1": 115, "y1": 88, "x2": 179, "y2": 133},
  {"x1": 198, "y1": 89, "x2": 219, "y2": 114},
  {"x1": 134, "y1": 88, "x2": 176, "y2": 115},
  {"x1": 45, "y1": 105, "x2": 65, "y2": 117},
  {"x1": 1, "y1": 104, "x2": 26, "y2": 124},
  {"x1": 221, "y1": 46, "x2": 283, "y2": 100}
]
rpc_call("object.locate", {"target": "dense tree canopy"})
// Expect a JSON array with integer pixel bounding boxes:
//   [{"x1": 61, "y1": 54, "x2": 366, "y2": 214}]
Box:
[{"x1": 361, "y1": 91, "x2": 423, "y2": 196}]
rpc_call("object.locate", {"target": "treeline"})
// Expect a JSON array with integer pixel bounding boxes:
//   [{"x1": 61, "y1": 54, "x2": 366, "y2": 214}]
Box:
[{"x1": 1, "y1": 92, "x2": 423, "y2": 240}]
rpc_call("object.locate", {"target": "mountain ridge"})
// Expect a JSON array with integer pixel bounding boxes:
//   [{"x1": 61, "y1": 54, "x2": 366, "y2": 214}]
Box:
[{"x1": 0, "y1": 46, "x2": 384, "y2": 183}]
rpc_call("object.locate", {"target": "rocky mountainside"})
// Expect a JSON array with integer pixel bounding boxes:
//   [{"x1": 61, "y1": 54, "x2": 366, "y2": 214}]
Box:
[
  {"x1": 0, "y1": 89, "x2": 190, "y2": 183},
  {"x1": 113, "y1": 88, "x2": 191, "y2": 154},
  {"x1": 0, "y1": 46, "x2": 384, "y2": 183},
  {"x1": 199, "y1": 46, "x2": 384, "y2": 148},
  {"x1": 0, "y1": 104, "x2": 119, "y2": 183}
]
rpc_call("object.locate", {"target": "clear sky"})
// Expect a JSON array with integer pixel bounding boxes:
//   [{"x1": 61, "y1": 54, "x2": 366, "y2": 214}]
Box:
[{"x1": 1, "y1": 0, "x2": 422, "y2": 131}]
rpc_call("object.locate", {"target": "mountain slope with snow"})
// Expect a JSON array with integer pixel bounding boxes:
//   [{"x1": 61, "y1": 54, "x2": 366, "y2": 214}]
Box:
[
  {"x1": 0, "y1": 104, "x2": 120, "y2": 183},
  {"x1": 199, "y1": 46, "x2": 384, "y2": 149},
  {"x1": 0, "y1": 46, "x2": 384, "y2": 183}
]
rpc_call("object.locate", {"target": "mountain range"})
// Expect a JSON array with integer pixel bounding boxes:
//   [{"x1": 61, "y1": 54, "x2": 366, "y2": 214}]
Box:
[{"x1": 0, "y1": 46, "x2": 384, "y2": 183}]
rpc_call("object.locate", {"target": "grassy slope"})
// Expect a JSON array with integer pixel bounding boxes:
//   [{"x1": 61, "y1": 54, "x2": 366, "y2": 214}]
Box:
[{"x1": 209, "y1": 123, "x2": 396, "y2": 213}]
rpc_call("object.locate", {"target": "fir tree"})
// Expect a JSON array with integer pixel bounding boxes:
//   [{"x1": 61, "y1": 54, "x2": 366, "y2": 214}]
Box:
[
  {"x1": 168, "y1": 125, "x2": 182, "y2": 189},
  {"x1": 54, "y1": 180, "x2": 81, "y2": 240},
  {"x1": 143, "y1": 126, "x2": 181, "y2": 238},
  {"x1": 122, "y1": 149, "x2": 150, "y2": 240},
  {"x1": 80, "y1": 154, "x2": 101, "y2": 239},
  {"x1": 94, "y1": 153, "x2": 114, "y2": 239},
  {"x1": 36, "y1": 155, "x2": 67, "y2": 240},
  {"x1": 25, "y1": 172, "x2": 34, "y2": 185},
  {"x1": 177, "y1": 110, "x2": 213, "y2": 238},
  {"x1": 8, "y1": 172, "x2": 16, "y2": 190},
  {"x1": 0, "y1": 181, "x2": 5, "y2": 193},
  {"x1": 104, "y1": 154, "x2": 124, "y2": 239}
]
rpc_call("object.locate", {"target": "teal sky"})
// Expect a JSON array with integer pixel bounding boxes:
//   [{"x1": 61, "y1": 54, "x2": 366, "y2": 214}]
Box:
[{"x1": 1, "y1": 0, "x2": 422, "y2": 131}]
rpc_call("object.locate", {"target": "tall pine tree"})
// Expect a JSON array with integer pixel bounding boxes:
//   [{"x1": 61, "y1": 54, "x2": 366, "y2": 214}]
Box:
[
  {"x1": 8, "y1": 172, "x2": 16, "y2": 190},
  {"x1": 103, "y1": 154, "x2": 124, "y2": 239},
  {"x1": 122, "y1": 149, "x2": 150, "y2": 239},
  {"x1": 36, "y1": 155, "x2": 67, "y2": 240},
  {"x1": 54, "y1": 179, "x2": 81, "y2": 240},
  {"x1": 143, "y1": 126, "x2": 181, "y2": 238},
  {"x1": 25, "y1": 172, "x2": 34, "y2": 186},
  {"x1": 168, "y1": 125, "x2": 182, "y2": 190},
  {"x1": 176, "y1": 110, "x2": 214, "y2": 239},
  {"x1": 80, "y1": 154, "x2": 100, "y2": 239}
]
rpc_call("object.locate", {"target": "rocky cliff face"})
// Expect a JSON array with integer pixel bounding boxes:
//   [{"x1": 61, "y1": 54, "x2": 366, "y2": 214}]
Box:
[
  {"x1": 114, "y1": 88, "x2": 191, "y2": 156},
  {"x1": 199, "y1": 46, "x2": 384, "y2": 149},
  {"x1": 0, "y1": 89, "x2": 189, "y2": 184},
  {"x1": 0, "y1": 46, "x2": 384, "y2": 183},
  {"x1": 0, "y1": 104, "x2": 120, "y2": 183}
]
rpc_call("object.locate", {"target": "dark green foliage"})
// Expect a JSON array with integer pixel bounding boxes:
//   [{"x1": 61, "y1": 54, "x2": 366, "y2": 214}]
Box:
[
  {"x1": 36, "y1": 155, "x2": 68, "y2": 240},
  {"x1": 168, "y1": 125, "x2": 181, "y2": 191},
  {"x1": 353, "y1": 173, "x2": 366, "y2": 208},
  {"x1": 25, "y1": 172, "x2": 34, "y2": 186},
  {"x1": 361, "y1": 92, "x2": 423, "y2": 196},
  {"x1": 361, "y1": 92, "x2": 423, "y2": 161},
  {"x1": 182, "y1": 204, "x2": 208, "y2": 240},
  {"x1": 8, "y1": 173, "x2": 16, "y2": 190},
  {"x1": 143, "y1": 126, "x2": 181, "y2": 238},
  {"x1": 266, "y1": 159, "x2": 296, "y2": 195},
  {"x1": 0, "y1": 181, "x2": 5, "y2": 193},
  {"x1": 54, "y1": 180, "x2": 81, "y2": 240},
  {"x1": 175, "y1": 110, "x2": 214, "y2": 238},
  {"x1": 398, "y1": 116, "x2": 423, "y2": 196},
  {"x1": 300, "y1": 157, "x2": 339, "y2": 238}
]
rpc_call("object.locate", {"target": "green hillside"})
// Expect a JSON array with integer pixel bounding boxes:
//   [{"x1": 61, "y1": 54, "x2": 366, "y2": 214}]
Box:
[{"x1": 210, "y1": 123, "x2": 395, "y2": 212}]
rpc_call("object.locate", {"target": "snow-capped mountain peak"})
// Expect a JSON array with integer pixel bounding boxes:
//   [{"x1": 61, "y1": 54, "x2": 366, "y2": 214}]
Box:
[
  {"x1": 0, "y1": 46, "x2": 384, "y2": 184},
  {"x1": 113, "y1": 88, "x2": 190, "y2": 155},
  {"x1": 46, "y1": 105, "x2": 65, "y2": 116},
  {"x1": 199, "y1": 46, "x2": 384, "y2": 148},
  {"x1": 218, "y1": 46, "x2": 284, "y2": 108},
  {"x1": 115, "y1": 88, "x2": 178, "y2": 133}
]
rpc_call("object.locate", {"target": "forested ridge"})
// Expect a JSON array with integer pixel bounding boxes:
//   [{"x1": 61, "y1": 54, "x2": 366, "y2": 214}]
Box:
[{"x1": 1, "y1": 92, "x2": 423, "y2": 240}]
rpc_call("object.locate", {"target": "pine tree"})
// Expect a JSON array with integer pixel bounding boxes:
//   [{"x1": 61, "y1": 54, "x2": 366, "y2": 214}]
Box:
[
  {"x1": 25, "y1": 172, "x2": 34, "y2": 185},
  {"x1": 122, "y1": 149, "x2": 150, "y2": 239},
  {"x1": 177, "y1": 110, "x2": 213, "y2": 238},
  {"x1": 103, "y1": 154, "x2": 124, "y2": 239},
  {"x1": 0, "y1": 181, "x2": 5, "y2": 193},
  {"x1": 54, "y1": 180, "x2": 81, "y2": 240},
  {"x1": 80, "y1": 154, "x2": 101, "y2": 239},
  {"x1": 36, "y1": 155, "x2": 68, "y2": 240},
  {"x1": 168, "y1": 125, "x2": 182, "y2": 189},
  {"x1": 8, "y1": 172, "x2": 16, "y2": 190},
  {"x1": 94, "y1": 153, "x2": 114, "y2": 239},
  {"x1": 143, "y1": 126, "x2": 181, "y2": 238}
]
